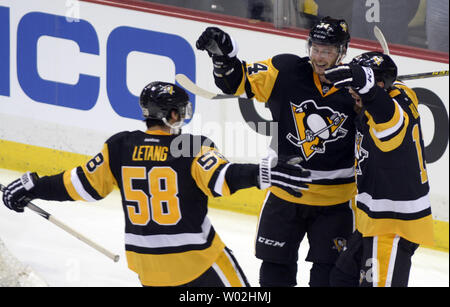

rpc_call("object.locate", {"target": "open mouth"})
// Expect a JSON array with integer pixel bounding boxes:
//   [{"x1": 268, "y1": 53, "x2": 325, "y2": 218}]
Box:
[{"x1": 314, "y1": 63, "x2": 328, "y2": 71}]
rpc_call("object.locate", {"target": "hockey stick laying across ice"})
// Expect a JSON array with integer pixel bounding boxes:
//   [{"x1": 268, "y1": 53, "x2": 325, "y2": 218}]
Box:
[
  {"x1": 175, "y1": 74, "x2": 238, "y2": 100},
  {"x1": 0, "y1": 183, "x2": 120, "y2": 262}
]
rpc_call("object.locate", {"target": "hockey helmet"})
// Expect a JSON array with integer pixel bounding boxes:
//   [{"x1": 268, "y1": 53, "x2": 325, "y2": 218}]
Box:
[
  {"x1": 307, "y1": 16, "x2": 351, "y2": 64},
  {"x1": 350, "y1": 52, "x2": 398, "y2": 89},
  {"x1": 139, "y1": 81, "x2": 192, "y2": 128}
]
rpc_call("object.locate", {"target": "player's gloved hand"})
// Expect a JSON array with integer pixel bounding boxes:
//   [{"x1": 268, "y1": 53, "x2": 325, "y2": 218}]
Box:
[
  {"x1": 259, "y1": 154, "x2": 311, "y2": 197},
  {"x1": 325, "y1": 64, "x2": 375, "y2": 94},
  {"x1": 2, "y1": 172, "x2": 38, "y2": 212},
  {"x1": 196, "y1": 27, "x2": 238, "y2": 58}
]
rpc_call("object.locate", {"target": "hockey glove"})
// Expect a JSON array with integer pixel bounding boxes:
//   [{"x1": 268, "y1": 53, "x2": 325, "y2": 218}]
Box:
[
  {"x1": 259, "y1": 155, "x2": 311, "y2": 198},
  {"x1": 2, "y1": 172, "x2": 38, "y2": 212},
  {"x1": 196, "y1": 27, "x2": 238, "y2": 58},
  {"x1": 325, "y1": 64, "x2": 376, "y2": 94}
]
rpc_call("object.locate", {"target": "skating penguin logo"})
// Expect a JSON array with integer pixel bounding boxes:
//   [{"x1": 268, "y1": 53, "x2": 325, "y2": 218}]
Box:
[{"x1": 287, "y1": 100, "x2": 348, "y2": 160}]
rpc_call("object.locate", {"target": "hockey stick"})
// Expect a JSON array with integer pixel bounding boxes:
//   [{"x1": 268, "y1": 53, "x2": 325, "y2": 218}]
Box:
[
  {"x1": 286, "y1": 115, "x2": 344, "y2": 147},
  {"x1": 374, "y1": 26, "x2": 390, "y2": 55},
  {"x1": 397, "y1": 70, "x2": 449, "y2": 81},
  {"x1": 0, "y1": 183, "x2": 120, "y2": 262},
  {"x1": 372, "y1": 26, "x2": 449, "y2": 80},
  {"x1": 175, "y1": 74, "x2": 238, "y2": 100}
]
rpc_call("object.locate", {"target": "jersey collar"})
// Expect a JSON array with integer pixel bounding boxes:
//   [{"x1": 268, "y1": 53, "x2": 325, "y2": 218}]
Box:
[
  {"x1": 313, "y1": 72, "x2": 339, "y2": 97},
  {"x1": 145, "y1": 129, "x2": 172, "y2": 135}
]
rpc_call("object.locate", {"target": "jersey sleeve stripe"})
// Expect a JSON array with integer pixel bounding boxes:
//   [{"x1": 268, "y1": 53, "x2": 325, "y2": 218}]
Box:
[
  {"x1": 213, "y1": 163, "x2": 231, "y2": 196},
  {"x1": 81, "y1": 144, "x2": 116, "y2": 198},
  {"x1": 63, "y1": 169, "x2": 84, "y2": 201},
  {"x1": 366, "y1": 99, "x2": 404, "y2": 137},
  {"x1": 369, "y1": 111, "x2": 409, "y2": 152},
  {"x1": 70, "y1": 167, "x2": 100, "y2": 202},
  {"x1": 357, "y1": 192, "x2": 432, "y2": 216},
  {"x1": 307, "y1": 166, "x2": 355, "y2": 180},
  {"x1": 207, "y1": 162, "x2": 227, "y2": 197}
]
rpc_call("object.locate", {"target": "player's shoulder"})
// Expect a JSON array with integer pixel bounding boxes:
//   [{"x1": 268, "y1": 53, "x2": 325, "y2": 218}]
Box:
[
  {"x1": 390, "y1": 81, "x2": 418, "y2": 107},
  {"x1": 105, "y1": 130, "x2": 139, "y2": 145},
  {"x1": 169, "y1": 133, "x2": 217, "y2": 158},
  {"x1": 271, "y1": 54, "x2": 310, "y2": 71}
]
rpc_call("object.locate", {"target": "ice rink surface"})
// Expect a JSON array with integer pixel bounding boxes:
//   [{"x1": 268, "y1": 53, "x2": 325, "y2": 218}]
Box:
[{"x1": 0, "y1": 168, "x2": 448, "y2": 287}]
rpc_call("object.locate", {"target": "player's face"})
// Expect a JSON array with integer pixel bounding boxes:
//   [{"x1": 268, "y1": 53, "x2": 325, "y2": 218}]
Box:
[{"x1": 309, "y1": 43, "x2": 339, "y2": 75}]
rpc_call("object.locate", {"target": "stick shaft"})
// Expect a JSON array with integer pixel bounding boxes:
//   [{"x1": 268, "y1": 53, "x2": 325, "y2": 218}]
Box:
[
  {"x1": 0, "y1": 184, "x2": 120, "y2": 262},
  {"x1": 397, "y1": 70, "x2": 449, "y2": 81},
  {"x1": 175, "y1": 74, "x2": 237, "y2": 100}
]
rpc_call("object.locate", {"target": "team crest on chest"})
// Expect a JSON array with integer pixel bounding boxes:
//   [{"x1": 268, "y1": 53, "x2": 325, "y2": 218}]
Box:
[{"x1": 287, "y1": 100, "x2": 348, "y2": 160}]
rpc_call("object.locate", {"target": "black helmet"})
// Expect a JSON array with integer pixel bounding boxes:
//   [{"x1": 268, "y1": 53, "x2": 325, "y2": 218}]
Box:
[
  {"x1": 139, "y1": 81, "x2": 192, "y2": 127},
  {"x1": 307, "y1": 16, "x2": 351, "y2": 64},
  {"x1": 350, "y1": 52, "x2": 398, "y2": 89}
]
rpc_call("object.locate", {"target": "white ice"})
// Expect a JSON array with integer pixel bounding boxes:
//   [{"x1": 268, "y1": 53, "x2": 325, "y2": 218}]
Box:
[{"x1": 0, "y1": 168, "x2": 448, "y2": 287}]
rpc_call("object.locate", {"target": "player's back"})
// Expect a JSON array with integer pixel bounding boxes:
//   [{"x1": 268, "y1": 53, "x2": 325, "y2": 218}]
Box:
[
  {"x1": 105, "y1": 129, "x2": 226, "y2": 286},
  {"x1": 354, "y1": 83, "x2": 434, "y2": 246}
]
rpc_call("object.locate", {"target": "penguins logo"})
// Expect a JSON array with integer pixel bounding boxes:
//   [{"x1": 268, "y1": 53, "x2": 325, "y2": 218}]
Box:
[
  {"x1": 355, "y1": 131, "x2": 369, "y2": 175},
  {"x1": 287, "y1": 100, "x2": 348, "y2": 160}
]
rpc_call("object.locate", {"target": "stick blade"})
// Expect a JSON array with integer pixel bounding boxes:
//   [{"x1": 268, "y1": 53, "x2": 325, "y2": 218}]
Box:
[{"x1": 374, "y1": 26, "x2": 390, "y2": 55}]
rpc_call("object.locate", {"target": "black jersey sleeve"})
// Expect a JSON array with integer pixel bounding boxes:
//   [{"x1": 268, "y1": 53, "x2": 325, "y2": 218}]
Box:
[
  {"x1": 363, "y1": 85, "x2": 411, "y2": 152},
  {"x1": 213, "y1": 53, "x2": 306, "y2": 103}
]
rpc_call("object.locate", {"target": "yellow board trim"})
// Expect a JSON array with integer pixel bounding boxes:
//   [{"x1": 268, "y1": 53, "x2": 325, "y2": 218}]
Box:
[{"x1": 1, "y1": 138, "x2": 447, "y2": 252}]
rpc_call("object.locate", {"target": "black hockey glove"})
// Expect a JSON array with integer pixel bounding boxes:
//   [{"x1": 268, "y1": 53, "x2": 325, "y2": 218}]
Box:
[
  {"x1": 196, "y1": 27, "x2": 237, "y2": 57},
  {"x1": 2, "y1": 172, "x2": 38, "y2": 212},
  {"x1": 259, "y1": 155, "x2": 311, "y2": 197},
  {"x1": 325, "y1": 64, "x2": 376, "y2": 94}
]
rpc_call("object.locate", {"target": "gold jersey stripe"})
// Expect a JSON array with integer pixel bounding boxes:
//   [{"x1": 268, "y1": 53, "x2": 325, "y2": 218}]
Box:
[
  {"x1": 393, "y1": 82, "x2": 419, "y2": 108},
  {"x1": 214, "y1": 249, "x2": 246, "y2": 286},
  {"x1": 126, "y1": 234, "x2": 225, "y2": 286},
  {"x1": 356, "y1": 207, "x2": 434, "y2": 246},
  {"x1": 373, "y1": 234, "x2": 400, "y2": 287},
  {"x1": 269, "y1": 182, "x2": 356, "y2": 206},
  {"x1": 79, "y1": 144, "x2": 117, "y2": 198},
  {"x1": 244, "y1": 58, "x2": 279, "y2": 102},
  {"x1": 365, "y1": 99, "x2": 403, "y2": 134},
  {"x1": 191, "y1": 146, "x2": 230, "y2": 198},
  {"x1": 368, "y1": 110, "x2": 409, "y2": 152},
  {"x1": 62, "y1": 169, "x2": 84, "y2": 201}
]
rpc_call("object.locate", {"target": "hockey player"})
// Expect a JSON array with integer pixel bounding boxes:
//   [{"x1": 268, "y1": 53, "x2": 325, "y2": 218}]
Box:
[
  {"x1": 325, "y1": 52, "x2": 434, "y2": 287},
  {"x1": 1, "y1": 81, "x2": 311, "y2": 287},
  {"x1": 196, "y1": 17, "x2": 358, "y2": 286}
]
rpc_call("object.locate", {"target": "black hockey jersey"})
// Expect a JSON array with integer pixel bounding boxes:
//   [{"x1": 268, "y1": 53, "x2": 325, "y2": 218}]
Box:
[
  {"x1": 354, "y1": 82, "x2": 434, "y2": 245},
  {"x1": 61, "y1": 129, "x2": 235, "y2": 286},
  {"x1": 216, "y1": 54, "x2": 357, "y2": 205}
]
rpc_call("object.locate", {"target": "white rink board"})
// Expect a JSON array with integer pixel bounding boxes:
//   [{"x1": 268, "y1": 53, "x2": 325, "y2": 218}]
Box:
[{"x1": 0, "y1": 0, "x2": 448, "y2": 222}]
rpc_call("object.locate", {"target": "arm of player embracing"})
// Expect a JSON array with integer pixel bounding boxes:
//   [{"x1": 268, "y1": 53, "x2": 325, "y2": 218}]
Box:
[
  {"x1": 325, "y1": 63, "x2": 409, "y2": 151},
  {"x1": 191, "y1": 147, "x2": 311, "y2": 198},
  {"x1": 2, "y1": 143, "x2": 116, "y2": 213}
]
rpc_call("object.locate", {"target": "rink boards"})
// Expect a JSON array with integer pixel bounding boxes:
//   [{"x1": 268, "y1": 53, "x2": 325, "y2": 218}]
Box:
[{"x1": 0, "y1": 0, "x2": 448, "y2": 250}]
